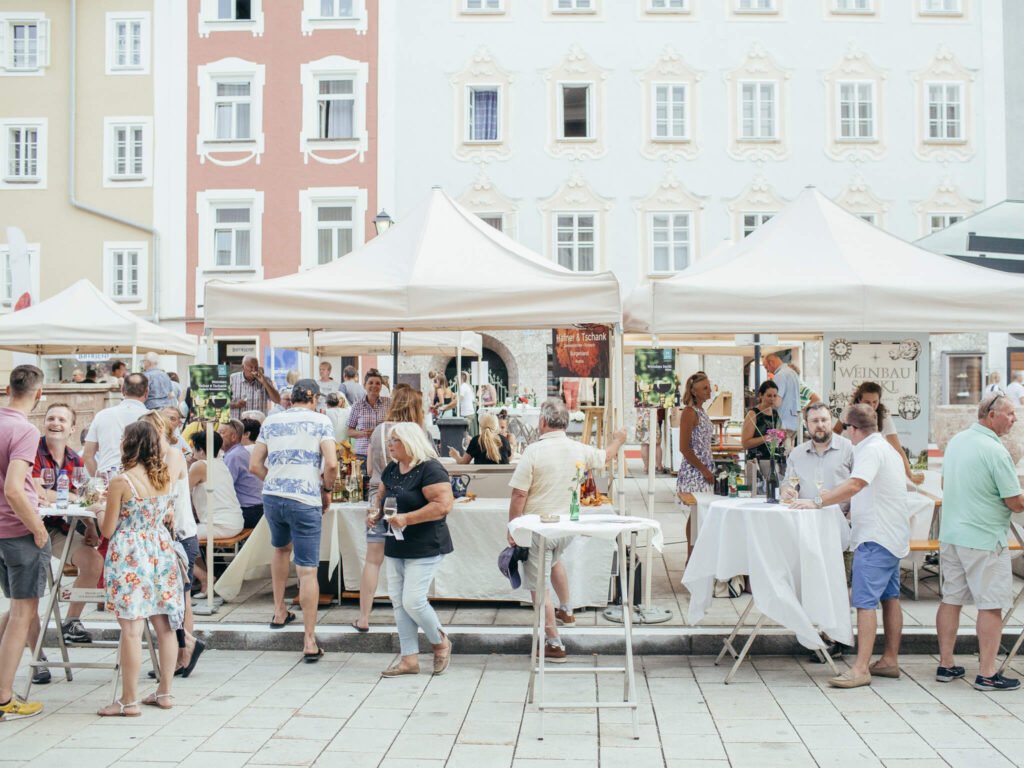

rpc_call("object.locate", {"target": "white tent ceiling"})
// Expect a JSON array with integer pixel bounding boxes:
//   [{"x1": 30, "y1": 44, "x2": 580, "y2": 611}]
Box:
[
  {"x1": 0, "y1": 279, "x2": 197, "y2": 356},
  {"x1": 269, "y1": 330, "x2": 483, "y2": 358},
  {"x1": 204, "y1": 188, "x2": 622, "y2": 333},
  {"x1": 624, "y1": 187, "x2": 1024, "y2": 335}
]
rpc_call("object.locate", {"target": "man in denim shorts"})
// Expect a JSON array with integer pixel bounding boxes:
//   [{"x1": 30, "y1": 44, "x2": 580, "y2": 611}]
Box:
[
  {"x1": 792, "y1": 403, "x2": 909, "y2": 689},
  {"x1": 0, "y1": 365, "x2": 50, "y2": 718},
  {"x1": 250, "y1": 379, "x2": 337, "y2": 662}
]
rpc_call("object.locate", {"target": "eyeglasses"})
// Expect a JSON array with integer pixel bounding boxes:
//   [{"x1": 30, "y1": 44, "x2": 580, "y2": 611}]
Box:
[{"x1": 842, "y1": 423, "x2": 857, "y2": 431}]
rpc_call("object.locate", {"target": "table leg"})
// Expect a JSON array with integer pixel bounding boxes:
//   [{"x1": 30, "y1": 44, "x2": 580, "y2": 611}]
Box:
[
  {"x1": 526, "y1": 534, "x2": 545, "y2": 706},
  {"x1": 533, "y1": 537, "x2": 549, "y2": 740},
  {"x1": 620, "y1": 532, "x2": 639, "y2": 739},
  {"x1": 715, "y1": 599, "x2": 755, "y2": 666},
  {"x1": 724, "y1": 613, "x2": 766, "y2": 685},
  {"x1": 23, "y1": 524, "x2": 76, "y2": 699}
]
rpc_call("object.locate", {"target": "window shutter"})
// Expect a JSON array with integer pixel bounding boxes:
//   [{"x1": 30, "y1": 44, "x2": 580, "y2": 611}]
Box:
[{"x1": 37, "y1": 19, "x2": 49, "y2": 68}]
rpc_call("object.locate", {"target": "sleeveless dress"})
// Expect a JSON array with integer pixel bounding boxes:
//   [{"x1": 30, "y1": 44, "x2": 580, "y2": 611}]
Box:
[
  {"x1": 676, "y1": 405, "x2": 714, "y2": 494},
  {"x1": 746, "y1": 408, "x2": 781, "y2": 461},
  {"x1": 104, "y1": 475, "x2": 185, "y2": 623}
]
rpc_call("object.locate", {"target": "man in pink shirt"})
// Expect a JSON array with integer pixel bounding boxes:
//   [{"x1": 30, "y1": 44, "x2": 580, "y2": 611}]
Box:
[{"x1": 0, "y1": 365, "x2": 49, "y2": 719}]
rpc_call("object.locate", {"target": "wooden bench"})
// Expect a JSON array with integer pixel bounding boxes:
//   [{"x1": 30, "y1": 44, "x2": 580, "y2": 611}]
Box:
[
  {"x1": 906, "y1": 538, "x2": 1024, "y2": 602},
  {"x1": 197, "y1": 528, "x2": 254, "y2": 567}
]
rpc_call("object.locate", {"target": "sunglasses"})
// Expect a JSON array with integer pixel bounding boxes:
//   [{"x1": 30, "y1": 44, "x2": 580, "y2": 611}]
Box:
[
  {"x1": 842, "y1": 422, "x2": 858, "y2": 431},
  {"x1": 982, "y1": 394, "x2": 1005, "y2": 416}
]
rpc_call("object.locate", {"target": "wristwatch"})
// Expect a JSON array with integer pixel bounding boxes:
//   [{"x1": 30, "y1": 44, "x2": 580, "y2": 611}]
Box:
[{"x1": 814, "y1": 495, "x2": 823, "y2": 509}]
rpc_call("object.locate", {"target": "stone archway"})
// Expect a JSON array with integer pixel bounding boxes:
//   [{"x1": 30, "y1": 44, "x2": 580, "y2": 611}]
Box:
[{"x1": 443, "y1": 334, "x2": 517, "y2": 402}]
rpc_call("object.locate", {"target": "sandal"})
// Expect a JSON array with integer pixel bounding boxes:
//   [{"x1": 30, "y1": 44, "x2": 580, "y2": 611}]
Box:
[
  {"x1": 97, "y1": 699, "x2": 140, "y2": 717},
  {"x1": 381, "y1": 662, "x2": 420, "y2": 677},
  {"x1": 303, "y1": 647, "x2": 324, "y2": 664},
  {"x1": 141, "y1": 692, "x2": 174, "y2": 710},
  {"x1": 351, "y1": 620, "x2": 369, "y2": 633},
  {"x1": 433, "y1": 636, "x2": 452, "y2": 676},
  {"x1": 269, "y1": 611, "x2": 296, "y2": 629}
]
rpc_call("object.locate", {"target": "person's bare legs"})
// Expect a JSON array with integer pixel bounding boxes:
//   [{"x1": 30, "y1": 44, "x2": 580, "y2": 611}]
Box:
[
  {"x1": 356, "y1": 542, "x2": 385, "y2": 630},
  {"x1": 977, "y1": 608, "x2": 1003, "y2": 678},
  {"x1": 296, "y1": 565, "x2": 320, "y2": 655},
  {"x1": 66, "y1": 547, "x2": 104, "y2": 621},
  {"x1": 936, "y1": 601, "x2": 962, "y2": 669},
  {"x1": 114, "y1": 618, "x2": 143, "y2": 708},
  {"x1": 149, "y1": 615, "x2": 178, "y2": 702},
  {"x1": 270, "y1": 544, "x2": 293, "y2": 626},
  {"x1": 530, "y1": 589, "x2": 560, "y2": 642},
  {"x1": 193, "y1": 560, "x2": 208, "y2": 595},
  {"x1": 849, "y1": 608, "x2": 877, "y2": 677},
  {"x1": 550, "y1": 560, "x2": 571, "y2": 612},
  {"x1": 0, "y1": 597, "x2": 38, "y2": 702},
  {"x1": 875, "y1": 598, "x2": 902, "y2": 668}
]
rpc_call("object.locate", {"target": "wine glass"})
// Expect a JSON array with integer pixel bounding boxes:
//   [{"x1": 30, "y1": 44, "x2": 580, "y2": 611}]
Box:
[
  {"x1": 383, "y1": 497, "x2": 398, "y2": 535},
  {"x1": 462, "y1": 434, "x2": 471, "y2": 451},
  {"x1": 814, "y1": 466, "x2": 826, "y2": 495},
  {"x1": 93, "y1": 471, "x2": 109, "y2": 495},
  {"x1": 72, "y1": 466, "x2": 87, "y2": 493},
  {"x1": 40, "y1": 468, "x2": 55, "y2": 494}
]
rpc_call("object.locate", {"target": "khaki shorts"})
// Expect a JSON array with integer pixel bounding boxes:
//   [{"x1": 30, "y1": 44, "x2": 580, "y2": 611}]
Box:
[
  {"x1": 50, "y1": 529, "x2": 87, "y2": 563},
  {"x1": 521, "y1": 535, "x2": 572, "y2": 592},
  {"x1": 940, "y1": 542, "x2": 1012, "y2": 611}
]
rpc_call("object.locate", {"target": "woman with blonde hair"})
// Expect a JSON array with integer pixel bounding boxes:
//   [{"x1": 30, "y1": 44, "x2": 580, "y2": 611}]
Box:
[
  {"x1": 378, "y1": 421, "x2": 454, "y2": 677},
  {"x1": 676, "y1": 372, "x2": 715, "y2": 560},
  {"x1": 448, "y1": 412, "x2": 511, "y2": 465},
  {"x1": 98, "y1": 421, "x2": 183, "y2": 716},
  {"x1": 352, "y1": 388, "x2": 430, "y2": 632}
]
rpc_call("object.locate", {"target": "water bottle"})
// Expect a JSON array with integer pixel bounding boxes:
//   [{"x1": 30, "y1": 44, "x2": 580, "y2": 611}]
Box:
[{"x1": 56, "y1": 470, "x2": 70, "y2": 510}]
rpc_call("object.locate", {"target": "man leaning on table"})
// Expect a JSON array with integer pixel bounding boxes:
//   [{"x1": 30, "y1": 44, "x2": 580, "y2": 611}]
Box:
[
  {"x1": 506, "y1": 398, "x2": 626, "y2": 663},
  {"x1": 791, "y1": 403, "x2": 909, "y2": 689},
  {"x1": 935, "y1": 393, "x2": 1024, "y2": 692}
]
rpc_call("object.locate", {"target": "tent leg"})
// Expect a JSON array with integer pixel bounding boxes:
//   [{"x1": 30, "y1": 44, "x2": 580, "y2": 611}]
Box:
[
  {"x1": 132, "y1": 345, "x2": 138, "y2": 373},
  {"x1": 753, "y1": 334, "x2": 761, "y2": 390},
  {"x1": 308, "y1": 330, "x2": 316, "y2": 379},
  {"x1": 456, "y1": 345, "x2": 462, "y2": 417},
  {"x1": 391, "y1": 332, "x2": 399, "y2": 391},
  {"x1": 613, "y1": 324, "x2": 626, "y2": 516}
]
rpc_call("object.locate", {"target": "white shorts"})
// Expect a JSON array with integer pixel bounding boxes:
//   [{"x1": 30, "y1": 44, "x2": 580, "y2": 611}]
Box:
[
  {"x1": 521, "y1": 535, "x2": 572, "y2": 592},
  {"x1": 940, "y1": 542, "x2": 1012, "y2": 611}
]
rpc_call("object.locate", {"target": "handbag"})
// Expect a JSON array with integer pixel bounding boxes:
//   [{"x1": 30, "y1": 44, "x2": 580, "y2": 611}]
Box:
[
  {"x1": 450, "y1": 474, "x2": 471, "y2": 499},
  {"x1": 713, "y1": 576, "x2": 746, "y2": 599}
]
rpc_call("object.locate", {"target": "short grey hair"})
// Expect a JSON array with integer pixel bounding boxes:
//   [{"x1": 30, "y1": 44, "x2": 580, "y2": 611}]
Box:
[
  {"x1": 539, "y1": 398, "x2": 569, "y2": 430},
  {"x1": 978, "y1": 392, "x2": 1013, "y2": 420},
  {"x1": 144, "y1": 351, "x2": 160, "y2": 365},
  {"x1": 1014, "y1": 371, "x2": 1024, "y2": 383}
]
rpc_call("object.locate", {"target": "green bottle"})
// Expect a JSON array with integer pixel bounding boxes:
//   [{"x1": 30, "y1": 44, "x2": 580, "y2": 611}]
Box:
[{"x1": 570, "y1": 489, "x2": 580, "y2": 522}]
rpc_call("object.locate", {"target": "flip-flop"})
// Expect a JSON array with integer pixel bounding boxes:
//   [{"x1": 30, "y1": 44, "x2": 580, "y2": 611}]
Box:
[
  {"x1": 303, "y1": 647, "x2": 324, "y2": 664},
  {"x1": 269, "y1": 611, "x2": 296, "y2": 629},
  {"x1": 351, "y1": 621, "x2": 369, "y2": 633},
  {"x1": 181, "y1": 638, "x2": 205, "y2": 679}
]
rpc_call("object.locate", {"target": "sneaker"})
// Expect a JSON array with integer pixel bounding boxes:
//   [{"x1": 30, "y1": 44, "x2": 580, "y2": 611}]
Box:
[
  {"x1": 0, "y1": 697, "x2": 43, "y2": 719},
  {"x1": 555, "y1": 608, "x2": 575, "y2": 625},
  {"x1": 808, "y1": 641, "x2": 844, "y2": 663},
  {"x1": 936, "y1": 665, "x2": 966, "y2": 683},
  {"x1": 543, "y1": 642, "x2": 567, "y2": 664},
  {"x1": 974, "y1": 673, "x2": 1021, "y2": 692},
  {"x1": 62, "y1": 618, "x2": 93, "y2": 644},
  {"x1": 31, "y1": 666, "x2": 51, "y2": 685}
]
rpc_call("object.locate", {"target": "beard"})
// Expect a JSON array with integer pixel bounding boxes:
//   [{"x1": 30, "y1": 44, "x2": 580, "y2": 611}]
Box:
[{"x1": 810, "y1": 429, "x2": 831, "y2": 444}]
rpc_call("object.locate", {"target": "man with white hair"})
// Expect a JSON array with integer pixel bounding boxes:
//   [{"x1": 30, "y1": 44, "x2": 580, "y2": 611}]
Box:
[
  {"x1": 142, "y1": 352, "x2": 175, "y2": 410},
  {"x1": 764, "y1": 353, "x2": 801, "y2": 436},
  {"x1": 1005, "y1": 372, "x2": 1024, "y2": 406}
]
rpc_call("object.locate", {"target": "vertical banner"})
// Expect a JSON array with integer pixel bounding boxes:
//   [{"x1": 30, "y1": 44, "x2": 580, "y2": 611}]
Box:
[
  {"x1": 5, "y1": 226, "x2": 33, "y2": 311},
  {"x1": 823, "y1": 333, "x2": 929, "y2": 455},
  {"x1": 551, "y1": 325, "x2": 610, "y2": 378},
  {"x1": 189, "y1": 364, "x2": 232, "y2": 424},
  {"x1": 634, "y1": 348, "x2": 677, "y2": 408}
]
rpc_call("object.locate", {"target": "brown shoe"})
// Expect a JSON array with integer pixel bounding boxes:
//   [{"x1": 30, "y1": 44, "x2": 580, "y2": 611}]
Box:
[
  {"x1": 543, "y1": 642, "x2": 568, "y2": 663},
  {"x1": 828, "y1": 670, "x2": 871, "y2": 689},
  {"x1": 869, "y1": 661, "x2": 900, "y2": 679},
  {"x1": 555, "y1": 608, "x2": 575, "y2": 625},
  {"x1": 381, "y1": 661, "x2": 420, "y2": 677},
  {"x1": 433, "y1": 636, "x2": 452, "y2": 676}
]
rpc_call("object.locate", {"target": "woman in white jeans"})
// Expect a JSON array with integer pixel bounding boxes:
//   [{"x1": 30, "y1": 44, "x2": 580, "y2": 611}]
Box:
[
  {"x1": 188, "y1": 429, "x2": 244, "y2": 596},
  {"x1": 376, "y1": 422, "x2": 454, "y2": 677}
]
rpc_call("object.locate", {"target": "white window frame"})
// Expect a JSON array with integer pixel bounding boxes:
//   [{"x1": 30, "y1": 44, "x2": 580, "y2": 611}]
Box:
[
  {"x1": 553, "y1": 212, "x2": 598, "y2": 272},
  {"x1": 837, "y1": 81, "x2": 875, "y2": 141},
  {"x1": 462, "y1": 0, "x2": 504, "y2": 12},
  {"x1": 558, "y1": 82, "x2": 594, "y2": 140},
  {"x1": 0, "y1": 13, "x2": 50, "y2": 75},
  {"x1": 0, "y1": 243, "x2": 40, "y2": 312},
  {"x1": 925, "y1": 81, "x2": 963, "y2": 142},
  {"x1": 105, "y1": 12, "x2": 150, "y2": 75},
  {"x1": 465, "y1": 85, "x2": 502, "y2": 143},
  {"x1": 648, "y1": 0, "x2": 689, "y2": 10},
  {"x1": 301, "y1": 0, "x2": 368, "y2": 35},
  {"x1": 197, "y1": 59, "x2": 265, "y2": 159},
  {"x1": 298, "y1": 187, "x2": 367, "y2": 271},
  {"x1": 300, "y1": 56, "x2": 369, "y2": 160},
  {"x1": 648, "y1": 212, "x2": 691, "y2": 274},
  {"x1": 736, "y1": 0, "x2": 776, "y2": 12},
  {"x1": 196, "y1": 189, "x2": 264, "y2": 275},
  {"x1": 741, "y1": 212, "x2": 773, "y2": 238},
  {"x1": 0, "y1": 118, "x2": 46, "y2": 189},
  {"x1": 738, "y1": 81, "x2": 777, "y2": 140},
  {"x1": 553, "y1": 0, "x2": 595, "y2": 12},
  {"x1": 198, "y1": 0, "x2": 265, "y2": 36},
  {"x1": 833, "y1": 0, "x2": 872, "y2": 11},
  {"x1": 928, "y1": 213, "x2": 963, "y2": 233},
  {"x1": 103, "y1": 117, "x2": 153, "y2": 187},
  {"x1": 921, "y1": 0, "x2": 961, "y2": 14},
  {"x1": 651, "y1": 82, "x2": 689, "y2": 141},
  {"x1": 103, "y1": 242, "x2": 149, "y2": 307}
]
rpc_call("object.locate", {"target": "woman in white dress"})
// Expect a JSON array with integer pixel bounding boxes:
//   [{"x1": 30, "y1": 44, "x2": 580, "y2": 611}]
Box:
[{"x1": 188, "y1": 429, "x2": 244, "y2": 596}]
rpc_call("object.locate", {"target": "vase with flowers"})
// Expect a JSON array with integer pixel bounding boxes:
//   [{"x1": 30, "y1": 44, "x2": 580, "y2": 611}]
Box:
[
  {"x1": 569, "y1": 461, "x2": 585, "y2": 521},
  {"x1": 763, "y1": 428, "x2": 787, "y2": 504}
]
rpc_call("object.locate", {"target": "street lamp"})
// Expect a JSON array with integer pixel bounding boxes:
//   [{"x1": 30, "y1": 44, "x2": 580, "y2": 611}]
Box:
[{"x1": 373, "y1": 209, "x2": 394, "y2": 236}]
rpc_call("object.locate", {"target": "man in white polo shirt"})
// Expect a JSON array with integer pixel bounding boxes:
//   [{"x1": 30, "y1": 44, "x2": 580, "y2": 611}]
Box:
[
  {"x1": 792, "y1": 403, "x2": 909, "y2": 689},
  {"x1": 83, "y1": 373, "x2": 149, "y2": 476},
  {"x1": 507, "y1": 398, "x2": 625, "y2": 662}
]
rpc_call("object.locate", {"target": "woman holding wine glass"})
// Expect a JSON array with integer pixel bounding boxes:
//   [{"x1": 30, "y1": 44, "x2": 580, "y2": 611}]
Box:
[{"x1": 677, "y1": 373, "x2": 715, "y2": 559}]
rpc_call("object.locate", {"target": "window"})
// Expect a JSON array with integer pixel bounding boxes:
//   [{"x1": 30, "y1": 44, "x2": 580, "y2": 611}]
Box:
[
  {"x1": 742, "y1": 212, "x2": 773, "y2": 237},
  {"x1": 834, "y1": 0, "x2": 871, "y2": 9},
  {"x1": 554, "y1": 0, "x2": 593, "y2": 10},
  {"x1": 214, "y1": 207, "x2": 252, "y2": 267},
  {"x1": 319, "y1": 0, "x2": 355, "y2": 15},
  {"x1": 739, "y1": 82, "x2": 776, "y2": 139},
  {"x1": 464, "y1": 0, "x2": 503, "y2": 10},
  {"x1": 736, "y1": 0, "x2": 774, "y2": 10},
  {"x1": 0, "y1": 15, "x2": 49, "y2": 73},
  {"x1": 301, "y1": 0, "x2": 366, "y2": 32},
  {"x1": 838, "y1": 82, "x2": 874, "y2": 140},
  {"x1": 103, "y1": 118, "x2": 151, "y2": 187},
  {"x1": 315, "y1": 204, "x2": 354, "y2": 264},
  {"x1": 6, "y1": 126, "x2": 37, "y2": 180},
  {"x1": 650, "y1": 213, "x2": 690, "y2": 273},
  {"x1": 199, "y1": 0, "x2": 264, "y2": 36},
  {"x1": 214, "y1": 81, "x2": 252, "y2": 140},
  {"x1": 652, "y1": 84, "x2": 688, "y2": 140},
  {"x1": 927, "y1": 83, "x2": 962, "y2": 141},
  {"x1": 196, "y1": 190, "x2": 264, "y2": 290},
  {"x1": 555, "y1": 214, "x2": 596, "y2": 271},
  {"x1": 560, "y1": 85, "x2": 591, "y2": 139},
  {"x1": 929, "y1": 213, "x2": 962, "y2": 233},
  {"x1": 649, "y1": 0, "x2": 688, "y2": 9},
  {"x1": 943, "y1": 353, "x2": 982, "y2": 404},
  {"x1": 299, "y1": 187, "x2": 366, "y2": 270},
  {"x1": 922, "y1": 0, "x2": 960, "y2": 12},
  {"x1": 218, "y1": 0, "x2": 252, "y2": 20},
  {"x1": 478, "y1": 214, "x2": 504, "y2": 232},
  {"x1": 106, "y1": 14, "x2": 150, "y2": 75},
  {"x1": 112, "y1": 125, "x2": 143, "y2": 177},
  {"x1": 110, "y1": 248, "x2": 141, "y2": 300},
  {"x1": 317, "y1": 78, "x2": 355, "y2": 139},
  {"x1": 467, "y1": 87, "x2": 500, "y2": 142},
  {"x1": 198, "y1": 59, "x2": 265, "y2": 160},
  {"x1": 300, "y1": 57, "x2": 368, "y2": 160}
]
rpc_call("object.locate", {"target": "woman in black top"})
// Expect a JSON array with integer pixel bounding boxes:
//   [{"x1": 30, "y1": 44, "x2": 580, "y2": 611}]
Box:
[
  {"x1": 448, "y1": 413, "x2": 511, "y2": 465},
  {"x1": 741, "y1": 380, "x2": 783, "y2": 461},
  {"x1": 378, "y1": 422, "x2": 455, "y2": 678}
]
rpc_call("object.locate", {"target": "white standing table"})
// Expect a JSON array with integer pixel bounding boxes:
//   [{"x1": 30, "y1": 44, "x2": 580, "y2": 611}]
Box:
[
  {"x1": 683, "y1": 498, "x2": 852, "y2": 683},
  {"x1": 508, "y1": 513, "x2": 663, "y2": 740}
]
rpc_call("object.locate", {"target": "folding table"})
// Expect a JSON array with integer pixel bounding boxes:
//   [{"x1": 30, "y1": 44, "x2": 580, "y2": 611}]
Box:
[{"x1": 508, "y1": 513, "x2": 663, "y2": 740}]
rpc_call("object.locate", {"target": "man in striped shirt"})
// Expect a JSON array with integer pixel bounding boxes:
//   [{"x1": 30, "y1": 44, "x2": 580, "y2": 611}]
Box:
[{"x1": 229, "y1": 356, "x2": 281, "y2": 420}]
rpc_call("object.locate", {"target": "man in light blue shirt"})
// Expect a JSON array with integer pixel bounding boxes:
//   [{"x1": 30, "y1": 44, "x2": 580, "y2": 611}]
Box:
[
  {"x1": 765, "y1": 353, "x2": 800, "y2": 433},
  {"x1": 142, "y1": 352, "x2": 175, "y2": 410}
]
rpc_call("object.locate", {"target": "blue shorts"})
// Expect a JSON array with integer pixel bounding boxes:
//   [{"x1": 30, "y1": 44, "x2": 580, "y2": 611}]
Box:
[
  {"x1": 178, "y1": 535, "x2": 199, "y2": 590},
  {"x1": 851, "y1": 541, "x2": 901, "y2": 609},
  {"x1": 263, "y1": 495, "x2": 323, "y2": 567}
]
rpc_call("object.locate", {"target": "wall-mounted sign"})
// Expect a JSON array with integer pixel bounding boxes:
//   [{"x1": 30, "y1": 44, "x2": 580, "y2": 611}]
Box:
[{"x1": 634, "y1": 348, "x2": 677, "y2": 408}]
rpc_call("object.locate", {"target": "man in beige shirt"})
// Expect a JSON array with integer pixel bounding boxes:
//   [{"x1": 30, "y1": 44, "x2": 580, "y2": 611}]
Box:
[{"x1": 508, "y1": 398, "x2": 626, "y2": 662}]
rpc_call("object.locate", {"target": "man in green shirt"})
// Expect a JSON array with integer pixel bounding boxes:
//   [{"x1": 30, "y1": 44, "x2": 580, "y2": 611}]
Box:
[{"x1": 937, "y1": 393, "x2": 1024, "y2": 691}]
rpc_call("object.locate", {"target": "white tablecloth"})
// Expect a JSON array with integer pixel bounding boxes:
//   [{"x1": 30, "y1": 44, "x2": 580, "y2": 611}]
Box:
[
  {"x1": 334, "y1": 498, "x2": 618, "y2": 608},
  {"x1": 683, "y1": 498, "x2": 854, "y2": 649},
  {"x1": 508, "y1": 513, "x2": 663, "y2": 551}
]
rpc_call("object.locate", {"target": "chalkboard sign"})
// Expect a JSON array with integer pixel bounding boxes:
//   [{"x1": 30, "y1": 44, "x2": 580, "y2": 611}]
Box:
[{"x1": 546, "y1": 344, "x2": 559, "y2": 398}]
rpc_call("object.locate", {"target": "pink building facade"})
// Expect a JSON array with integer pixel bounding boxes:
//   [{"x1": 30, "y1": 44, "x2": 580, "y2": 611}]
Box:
[{"x1": 186, "y1": 0, "x2": 379, "y2": 367}]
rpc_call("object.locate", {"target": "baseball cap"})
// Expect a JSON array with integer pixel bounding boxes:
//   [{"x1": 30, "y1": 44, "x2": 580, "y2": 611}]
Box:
[{"x1": 497, "y1": 545, "x2": 529, "y2": 589}]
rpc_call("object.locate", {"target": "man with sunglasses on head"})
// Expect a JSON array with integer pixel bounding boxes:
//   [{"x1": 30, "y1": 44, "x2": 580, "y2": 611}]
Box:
[
  {"x1": 935, "y1": 393, "x2": 1024, "y2": 691},
  {"x1": 791, "y1": 403, "x2": 908, "y2": 689}
]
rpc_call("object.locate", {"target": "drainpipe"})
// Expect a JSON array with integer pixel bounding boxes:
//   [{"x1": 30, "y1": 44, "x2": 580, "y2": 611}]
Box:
[{"x1": 68, "y1": 0, "x2": 162, "y2": 323}]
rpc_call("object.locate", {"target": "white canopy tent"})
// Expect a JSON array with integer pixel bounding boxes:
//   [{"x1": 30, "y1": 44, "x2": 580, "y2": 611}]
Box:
[
  {"x1": 269, "y1": 330, "x2": 483, "y2": 359},
  {"x1": 0, "y1": 279, "x2": 197, "y2": 357}
]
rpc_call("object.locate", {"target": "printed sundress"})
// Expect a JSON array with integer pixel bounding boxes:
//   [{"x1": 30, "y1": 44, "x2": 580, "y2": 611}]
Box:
[{"x1": 676, "y1": 405, "x2": 715, "y2": 494}]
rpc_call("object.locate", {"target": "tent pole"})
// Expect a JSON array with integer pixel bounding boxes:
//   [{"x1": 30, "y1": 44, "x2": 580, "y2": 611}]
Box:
[
  {"x1": 613, "y1": 324, "x2": 626, "y2": 515},
  {"x1": 307, "y1": 330, "x2": 316, "y2": 378},
  {"x1": 456, "y1": 345, "x2": 463, "y2": 417},
  {"x1": 204, "y1": 420, "x2": 216, "y2": 615},
  {"x1": 392, "y1": 332, "x2": 399, "y2": 394},
  {"x1": 131, "y1": 345, "x2": 138, "y2": 373},
  {"x1": 647, "y1": 408, "x2": 656, "y2": 514},
  {"x1": 753, "y1": 334, "x2": 761, "y2": 390}
]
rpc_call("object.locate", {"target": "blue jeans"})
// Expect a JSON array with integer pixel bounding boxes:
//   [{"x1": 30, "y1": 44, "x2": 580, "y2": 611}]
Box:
[{"x1": 386, "y1": 554, "x2": 445, "y2": 656}]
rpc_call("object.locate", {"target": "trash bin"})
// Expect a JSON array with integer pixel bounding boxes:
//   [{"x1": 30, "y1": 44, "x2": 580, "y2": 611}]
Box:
[{"x1": 437, "y1": 417, "x2": 469, "y2": 457}]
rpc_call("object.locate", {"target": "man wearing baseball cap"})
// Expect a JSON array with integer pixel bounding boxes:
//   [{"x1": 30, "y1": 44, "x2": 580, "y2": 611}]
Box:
[{"x1": 249, "y1": 378, "x2": 337, "y2": 663}]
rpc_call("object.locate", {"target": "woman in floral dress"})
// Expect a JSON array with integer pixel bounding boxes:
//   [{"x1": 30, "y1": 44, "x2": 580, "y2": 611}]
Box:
[
  {"x1": 98, "y1": 421, "x2": 184, "y2": 717},
  {"x1": 676, "y1": 372, "x2": 715, "y2": 559}
]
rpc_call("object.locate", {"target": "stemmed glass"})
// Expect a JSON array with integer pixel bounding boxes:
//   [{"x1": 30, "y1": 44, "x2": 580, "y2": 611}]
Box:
[
  {"x1": 814, "y1": 466, "x2": 826, "y2": 496},
  {"x1": 40, "y1": 468, "x2": 55, "y2": 499},
  {"x1": 72, "y1": 466, "x2": 88, "y2": 495},
  {"x1": 462, "y1": 434, "x2": 471, "y2": 451},
  {"x1": 383, "y1": 497, "x2": 398, "y2": 536},
  {"x1": 93, "y1": 471, "x2": 109, "y2": 495}
]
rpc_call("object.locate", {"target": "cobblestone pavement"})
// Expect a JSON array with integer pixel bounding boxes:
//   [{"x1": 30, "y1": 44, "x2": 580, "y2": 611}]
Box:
[{"x1": 3, "y1": 648, "x2": 1024, "y2": 767}]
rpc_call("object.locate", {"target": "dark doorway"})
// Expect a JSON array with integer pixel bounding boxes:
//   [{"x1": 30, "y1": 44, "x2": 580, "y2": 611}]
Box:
[{"x1": 445, "y1": 349, "x2": 509, "y2": 401}]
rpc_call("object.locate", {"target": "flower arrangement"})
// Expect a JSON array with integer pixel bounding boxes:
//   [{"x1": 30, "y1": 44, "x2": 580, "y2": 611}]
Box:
[
  {"x1": 764, "y1": 428, "x2": 787, "y2": 459},
  {"x1": 569, "y1": 461, "x2": 585, "y2": 494}
]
